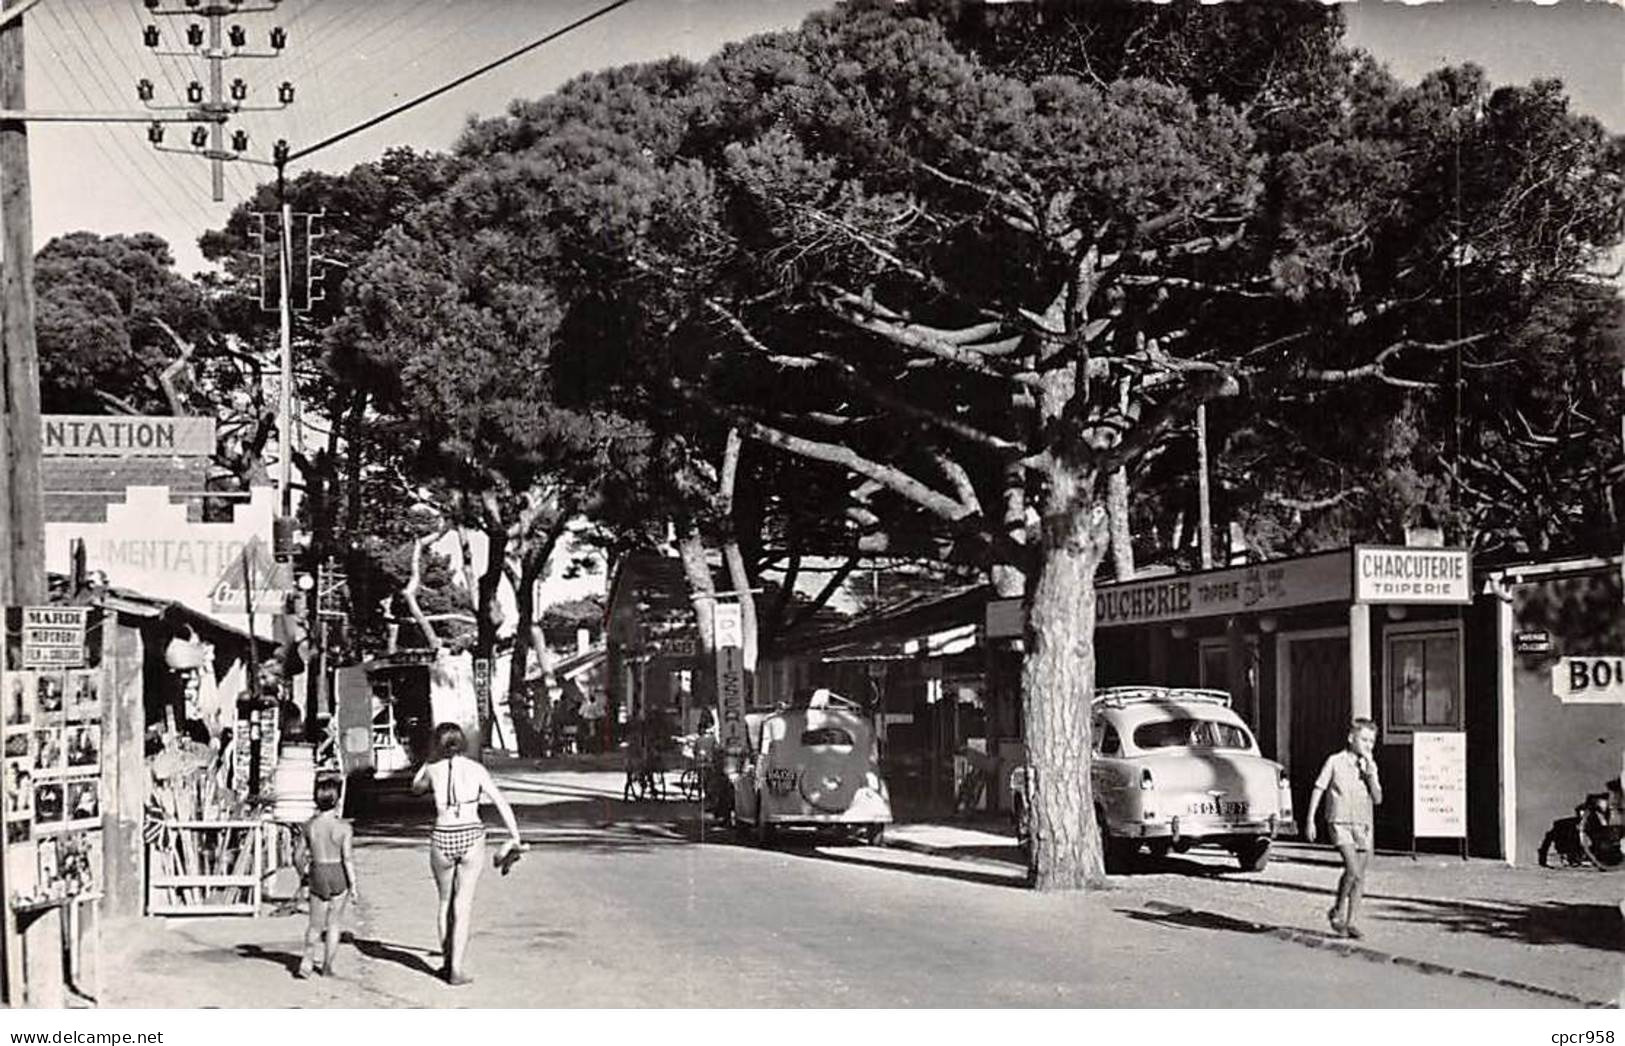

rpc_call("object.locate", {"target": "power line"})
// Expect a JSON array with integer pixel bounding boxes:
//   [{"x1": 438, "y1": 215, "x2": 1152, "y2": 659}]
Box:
[{"x1": 285, "y1": 0, "x2": 640, "y2": 165}]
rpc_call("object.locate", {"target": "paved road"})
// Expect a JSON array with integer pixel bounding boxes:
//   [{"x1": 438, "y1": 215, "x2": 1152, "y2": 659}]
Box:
[{"x1": 102, "y1": 764, "x2": 1579, "y2": 1007}]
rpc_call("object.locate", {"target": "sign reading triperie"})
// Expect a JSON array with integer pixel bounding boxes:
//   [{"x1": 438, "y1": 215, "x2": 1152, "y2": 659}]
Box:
[
  {"x1": 19, "y1": 608, "x2": 90, "y2": 669},
  {"x1": 1354, "y1": 546, "x2": 1471, "y2": 605},
  {"x1": 42, "y1": 415, "x2": 215, "y2": 458}
]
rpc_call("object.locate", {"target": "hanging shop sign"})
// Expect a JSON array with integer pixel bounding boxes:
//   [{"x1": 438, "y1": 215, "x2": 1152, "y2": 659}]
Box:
[
  {"x1": 1353, "y1": 546, "x2": 1471, "y2": 605},
  {"x1": 713, "y1": 602, "x2": 747, "y2": 756},
  {"x1": 1092, "y1": 550, "x2": 1351, "y2": 630},
  {"x1": 42, "y1": 415, "x2": 215, "y2": 458},
  {"x1": 1551, "y1": 656, "x2": 1625, "y2": 705},
  {"x1": 1412, "y1": 730, "x2": 1467, "y2": 838}
]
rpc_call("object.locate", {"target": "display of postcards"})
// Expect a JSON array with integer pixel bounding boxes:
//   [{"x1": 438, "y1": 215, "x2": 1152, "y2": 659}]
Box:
[
  {"x1": 64, "y1": 777, "x2": 99, "y2": 826},
  {"x1": 65, "y1": 725, "x2": 98, "y2": 770},
  {"x1": 35, "y1": 834, "x2": 57, "y2": 883},
  {"x1": 37, "y1": 675, "x2": 63, "y2": 715},
  {"x1": 7, "y1": 837, "x2": 37, "y2": 901},
  {"x1": 4, "y1": 759, "x2": 32, "y2": 817},
  {"x1": 4, "y1": 817, "x2": 29, "y2": 844},
  {"x1": 3, "y1": 731, "x2": 28, "y2": 758},
  {"x1": 33, "y1": 781, "x2": 64, "y2": 828},
  {"x1": 33, "y1": 727, "x2": 62, "y2": 774},
  {"x1": 5, "y1": 674, "x2": 30, "y2": 727},
  {"x1": 67, "y1": 673, "x2": 99, "y2": 721},
  {"x1": 52, "y1": 831, "x2": 98, "y2": 896}
]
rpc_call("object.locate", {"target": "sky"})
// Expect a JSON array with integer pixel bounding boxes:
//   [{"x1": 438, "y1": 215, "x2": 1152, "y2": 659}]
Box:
[{"x1": 24, "y1": 0, "x2": 1625, "y2": 277}]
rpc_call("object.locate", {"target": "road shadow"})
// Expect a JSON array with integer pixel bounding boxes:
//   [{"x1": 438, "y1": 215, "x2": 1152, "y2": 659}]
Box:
[
  {"x1": 234, "y1": 943, "x2": 306, "y2": 978},
  {"x1": 1120, "y1": 906, "x2": 1272, "y2": 937},
  {"x1": 745, "y1": 834, "x2": 1030, "y2": 890},
  {"x1": 350, "y1": 937, "x2": 442, "y2": 980}
]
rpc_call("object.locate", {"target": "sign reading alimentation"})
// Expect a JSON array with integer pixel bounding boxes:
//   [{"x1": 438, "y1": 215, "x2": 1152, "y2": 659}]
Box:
[
  {"x1": 42, "y1": 415, "x2": 215, "y2": 457},
  {"x1": 1354, "y1": 546, "x2": 1471, "y2": 604}
]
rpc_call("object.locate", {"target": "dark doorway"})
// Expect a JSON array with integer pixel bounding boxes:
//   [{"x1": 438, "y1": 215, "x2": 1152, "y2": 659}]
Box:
[{"x1": 1283, "y1": 634, "x2": 1351, "y2": 821}]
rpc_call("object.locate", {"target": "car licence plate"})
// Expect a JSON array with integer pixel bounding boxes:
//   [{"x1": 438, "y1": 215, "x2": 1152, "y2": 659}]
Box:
[
  {"x1": 1188, "y1": 799, "x2": 1248, "y2": 817},
  {"x1": 766, "y1": 768, "x2": 797, "y2": 795}
]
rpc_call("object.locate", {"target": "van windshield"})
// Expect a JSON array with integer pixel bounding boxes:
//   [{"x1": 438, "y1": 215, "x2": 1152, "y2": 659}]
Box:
[
  {"x1": 800, "y1": 727, "x2": 856, "y2": 747},
  {"x1": 1133, "y1": 719, "x2": 1252, "y2": 751}
]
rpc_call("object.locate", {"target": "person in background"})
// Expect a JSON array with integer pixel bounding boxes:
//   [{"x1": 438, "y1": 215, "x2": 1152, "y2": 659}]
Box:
[
  {"x1": 299, "y1": 776, "x2": 357, "y2": 979},
  {"x1": 411, "y1": 723, "x2": 523, "y2": 986},
  {"x1": 1305, "y1": 719, "x2": 1383, "y2": 939}
]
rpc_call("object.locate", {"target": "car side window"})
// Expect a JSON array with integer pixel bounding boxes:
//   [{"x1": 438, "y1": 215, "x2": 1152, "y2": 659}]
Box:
[{"x1": 1097, "y1": 724, "x2": 1122, "y2": 756}]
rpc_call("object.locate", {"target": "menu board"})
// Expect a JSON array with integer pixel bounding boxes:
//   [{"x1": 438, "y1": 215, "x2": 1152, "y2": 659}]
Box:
[
  {"x1": 1413, "y1": 730, "x2": 1467, "y2": 839},
  {"x1": 2, "y1": 607, "x2": 104, "y2": 909}
]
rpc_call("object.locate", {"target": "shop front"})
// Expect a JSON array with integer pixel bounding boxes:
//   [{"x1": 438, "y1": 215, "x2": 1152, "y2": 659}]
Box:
[{"x1": 987, "y1": 545, "x2": 1485, "y2": 854}]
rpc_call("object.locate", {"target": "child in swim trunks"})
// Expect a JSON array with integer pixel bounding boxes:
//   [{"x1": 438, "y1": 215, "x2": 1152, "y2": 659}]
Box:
[{"x1": 299, "y1": 776, "x2": 357, "y2": 978}]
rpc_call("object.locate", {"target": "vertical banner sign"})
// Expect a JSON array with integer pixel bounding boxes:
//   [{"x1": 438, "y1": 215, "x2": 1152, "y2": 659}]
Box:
[
  {"x1": 1413, "y1": 730, "x2": 1467, "y2": 838},
  {"x1": 473, "y1": 658, "x2": 493, "y2": 727},
  {"x1": 713, "y1": 602, "x2": 747, "y2": 756}
]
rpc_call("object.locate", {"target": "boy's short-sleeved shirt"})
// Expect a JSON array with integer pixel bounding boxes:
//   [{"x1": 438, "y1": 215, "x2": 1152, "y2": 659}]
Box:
[{"x1": 1315, "y1": 750, "x2": 1377, "y2": 826}]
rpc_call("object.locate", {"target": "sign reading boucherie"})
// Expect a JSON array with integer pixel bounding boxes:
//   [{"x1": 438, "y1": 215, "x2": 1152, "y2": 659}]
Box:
[
  {"x1": 1087, "y1": 550, "x2": 1351, "y2": 630},
  {"x1": 1353, "y1": 546, "x2": 1471, "y2": 604},
  {"x1": 42, "y1": 415, "x2": 215, "y2": 457}
]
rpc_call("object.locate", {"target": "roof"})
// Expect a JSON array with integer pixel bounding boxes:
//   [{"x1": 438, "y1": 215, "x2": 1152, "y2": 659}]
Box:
[
  {"x1": 776, "y1": 584, "x2": 990, "y2": 657},
  {"x1": 94, "y1": 585, "x2": 277, "y2": 653}
]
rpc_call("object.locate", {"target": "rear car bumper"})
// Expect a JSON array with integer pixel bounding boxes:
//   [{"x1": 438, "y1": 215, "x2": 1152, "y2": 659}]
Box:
[{"x1": 1125, "y1": 814, "x2": 1282, "y2": 842}]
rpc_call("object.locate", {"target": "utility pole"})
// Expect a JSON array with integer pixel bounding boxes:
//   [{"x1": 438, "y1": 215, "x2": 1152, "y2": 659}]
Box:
[
  {"x1": 0, "y1": 0, "x2": 43, "y2": 608},
  {"x1": 1196, "y1": 402, "x2": 1214, "y2": 571},
  {"x1": 139, "y1": 0, "x2": 291, "y2": 202}
]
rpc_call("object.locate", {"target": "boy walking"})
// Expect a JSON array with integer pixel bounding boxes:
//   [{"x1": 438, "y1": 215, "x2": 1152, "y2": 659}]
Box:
[
  {"x1": 299, "y1": 776, "x2": 358, "y2": 978},
  {"x1": 1305, "y1": 719, "x2": 1383, "y2": 938}
]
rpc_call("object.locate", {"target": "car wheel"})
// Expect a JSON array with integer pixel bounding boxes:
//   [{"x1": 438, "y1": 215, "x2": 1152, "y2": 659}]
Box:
[
  {"x1": 1235, "y1": 837, "x2": 1271, "y2": 872},
  {"x1": 1100, "y1": 810, "x2": 1138, "y2": 874},
  {"x1": 1145, "y1": 840, "x2": 1172, "y2": 860},
  {"x1": 864, "y1": 823, "x2": 886, "y2": 847}
]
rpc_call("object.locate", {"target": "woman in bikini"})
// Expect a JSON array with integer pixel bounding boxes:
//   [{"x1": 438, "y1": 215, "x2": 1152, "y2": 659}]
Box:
[{"x1": 411, "y1": 722, "x2": 522, "y2": 986}]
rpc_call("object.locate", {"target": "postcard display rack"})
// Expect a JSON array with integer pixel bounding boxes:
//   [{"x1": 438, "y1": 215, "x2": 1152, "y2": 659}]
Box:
[{"x1": 2, "y1": 606, "x2": 105, "y2": 1006}]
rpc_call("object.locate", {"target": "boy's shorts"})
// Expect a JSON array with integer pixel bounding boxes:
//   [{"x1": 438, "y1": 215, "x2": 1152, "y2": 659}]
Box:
[{"x1": 1329, "y1": 822, "x2": 1373, "y2": 853}]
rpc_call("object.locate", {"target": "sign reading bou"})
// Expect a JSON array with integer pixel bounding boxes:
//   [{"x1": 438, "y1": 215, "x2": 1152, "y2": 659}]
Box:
[
  {"x1": 1353, "y1": 546, "x2": 1471, "y2": 605},
  {"x1": 42, "y1": 415, "x2": 216, "y2": 458}
]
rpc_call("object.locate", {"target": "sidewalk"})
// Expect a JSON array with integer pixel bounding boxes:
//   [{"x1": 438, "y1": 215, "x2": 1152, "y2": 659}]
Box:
[{"x1": 884, "y1": 820, "x2": 1623, "y2": 1007}]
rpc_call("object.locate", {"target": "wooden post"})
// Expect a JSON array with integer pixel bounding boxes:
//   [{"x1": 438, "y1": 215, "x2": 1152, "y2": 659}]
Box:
[
  {"x1": 1195, "y1": 403, "x2": 1213, "y2": 571},
  {"x1": 104, "y1": 614, "x2": 146, "y2": 918},
  {"x1": 1349, "y1": 602, "x2": 1373, "y2": 721},
  {"x1": 0, "y1": 0, "x2": 44, "y2": 607}
]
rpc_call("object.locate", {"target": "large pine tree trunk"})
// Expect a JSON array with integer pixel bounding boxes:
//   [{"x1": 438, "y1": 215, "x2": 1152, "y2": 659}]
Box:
[
  {"x1": 1022, "y1": 461, "x2": 1109, "y2": 891},
  {"x1": 1107, "y1": 466, "x2": 1135, "y2": 581},
  {"x1": 475, "y1": 524, "x2": 509, "y2": 749},
  {"x1": 718, "y1": 429, "x2": 759, "y2": 691}
]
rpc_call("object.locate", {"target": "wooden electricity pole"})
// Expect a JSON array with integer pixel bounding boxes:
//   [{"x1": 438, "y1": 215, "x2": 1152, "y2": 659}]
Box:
[{"x1": 0, "y1": 0, "x2": 44, "y2": 607}]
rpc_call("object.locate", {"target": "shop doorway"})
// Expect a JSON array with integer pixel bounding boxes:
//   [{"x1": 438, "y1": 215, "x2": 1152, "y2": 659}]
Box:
[{"x1": 1276, "y1": 628, "x2": 1351, "y2": 819}]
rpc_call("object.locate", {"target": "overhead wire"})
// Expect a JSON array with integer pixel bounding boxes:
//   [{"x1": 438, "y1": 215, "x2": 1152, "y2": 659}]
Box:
[
  {"x1": 286, "y1": 0, "x2": 641, "y2": 165},
  {"x1": 33, "y1": 2, "x2": 202, "y2": 239}
]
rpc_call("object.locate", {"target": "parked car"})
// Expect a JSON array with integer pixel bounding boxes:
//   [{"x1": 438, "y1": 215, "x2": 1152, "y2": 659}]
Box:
[
  {"x1": 733, "y1": 691, "x2": 892, "y2": 846},
  {"x1": 1011, "y1": 686, "x2": 1293, "y2": 873}
]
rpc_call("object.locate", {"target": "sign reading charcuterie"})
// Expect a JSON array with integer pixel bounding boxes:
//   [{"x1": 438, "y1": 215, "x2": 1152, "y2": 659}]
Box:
[{"x1": 1354, "y1": 546, "x2": 1471, "y2": 605}]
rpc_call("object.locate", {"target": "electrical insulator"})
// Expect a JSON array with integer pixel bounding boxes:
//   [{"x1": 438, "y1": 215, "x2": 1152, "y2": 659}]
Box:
[
  {"x1": 277, "y1": 81, "x2": 295, "y2": 105},
  {"x1": 137, "y1": 78, "x2": 155, "y2": 102},
  {"x1": 190, "y1": 125, "x2": 208, "y2": 149},
  {"x1": 230, "y1": 78, "x2": 248, "y2": 102},
  {"x1": 186, "y1": 81, "x2": 204, "y2": 104},
  {"x1": 229, "y1": 24, "x2": 246, "y2": 48},
  {"x1": 143, "y1": 0, "x2": 158, "y2": 8},
  {"x1": 232, "y1": 129, "x2": 249, "y2": 152},
  {"x1": 269, "y1": 26, "x2": 286, "y2": 50},
  {"x1": 273, "y1": 139, "x2": 289, "y2": 165},
  {"x1": 147, "y1": 122, "x2": 164, "y2": 145},
  {"x1": 185, "y1": 0, "x2": 199, "y2": 7},
  {"x1": 185, "y1": 22, "x2": 203, "y2": 47},
  {"x1": 142, "y1": 25, "x2": 159, "y2": 47}
]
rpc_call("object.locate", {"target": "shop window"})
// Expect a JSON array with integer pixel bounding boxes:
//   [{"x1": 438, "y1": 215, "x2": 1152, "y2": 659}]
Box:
[{"x1": 1385, "y1": 626, "x2": 1462, "y2": 736}]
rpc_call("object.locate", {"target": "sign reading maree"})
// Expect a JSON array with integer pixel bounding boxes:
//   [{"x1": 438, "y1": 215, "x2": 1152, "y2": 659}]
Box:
[
  {"x1": 42, "y1": 415, "x2": 215, "y2": 458},
  {"x1": 1412, "y1": 730, "x2": 1467, "y2": 838},
  {"x1": 21, "y1": 607, "x2": 89, "y2": 669},
  {"x1": 1354, "y1": 546, "x2": 1471, "y2": 605}
]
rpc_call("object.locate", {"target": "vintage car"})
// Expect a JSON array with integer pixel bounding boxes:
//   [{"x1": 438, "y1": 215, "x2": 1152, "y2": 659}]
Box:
[
  {"x1": 1013, "y1": 686, "x2": 1293, "y2": 873},
  {"x1": 733, "y1": 691, "x2": 892, "y2": 846}
]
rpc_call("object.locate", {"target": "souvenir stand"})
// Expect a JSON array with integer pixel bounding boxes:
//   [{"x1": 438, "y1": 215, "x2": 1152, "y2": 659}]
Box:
[{"x1": 2, "y1": 605, "x2": 107, "y2": 1007}]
